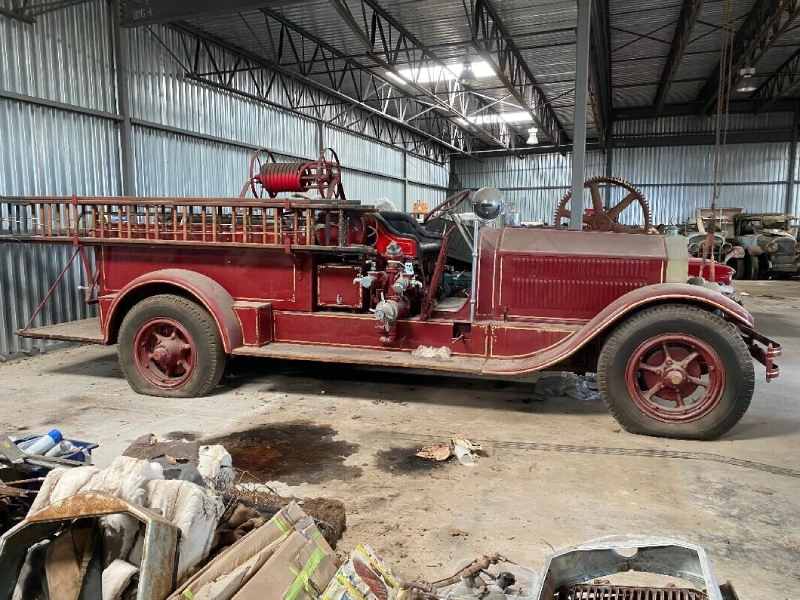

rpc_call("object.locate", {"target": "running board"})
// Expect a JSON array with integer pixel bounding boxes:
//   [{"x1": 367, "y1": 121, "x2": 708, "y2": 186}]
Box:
[
  {"x1": 18, "y1": 318, "x2": 104, "y2": 344},
  {"x1": 231, "y1": 342, "x2": 488, "y2": 374}
]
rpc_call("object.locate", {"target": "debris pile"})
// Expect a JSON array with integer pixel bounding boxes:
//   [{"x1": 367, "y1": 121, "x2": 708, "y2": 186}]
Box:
[
  {"x1": 416, "y1": 438, "x2": 483, "y2": 466},
  {"x1": 1, "y1": 428, "x2": 734, "y2": 600}
]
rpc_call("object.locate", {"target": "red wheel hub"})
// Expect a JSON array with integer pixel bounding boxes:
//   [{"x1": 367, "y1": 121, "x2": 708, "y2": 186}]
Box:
[
  {"x1": 625, "y1": 334, "x2": 725, "y2": 423},
  {"x1": 133, "y1": 318, "x2": 196, "y2": 389}
]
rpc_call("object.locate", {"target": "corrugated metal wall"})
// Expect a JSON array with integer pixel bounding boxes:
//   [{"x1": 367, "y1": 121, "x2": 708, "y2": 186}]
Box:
[
  {"x1": 453, "y1": 140, "x2": 794, "y2": 225},
  {"x1": 0, "y1": 1, "x2": 448, "y2": 357},
  {"x1": 0, "y1": 1, "x2": 120, "y2": 357}
]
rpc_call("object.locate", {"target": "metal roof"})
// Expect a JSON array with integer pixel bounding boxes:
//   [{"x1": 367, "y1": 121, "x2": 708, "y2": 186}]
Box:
[{"x1": 110, "y1": 0, "x2": 800, "y2": 156}]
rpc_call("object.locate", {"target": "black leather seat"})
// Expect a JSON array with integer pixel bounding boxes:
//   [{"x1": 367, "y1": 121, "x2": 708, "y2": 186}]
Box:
[{"x1": 377, "y1": 211, "x2": 442, "y2": 253}]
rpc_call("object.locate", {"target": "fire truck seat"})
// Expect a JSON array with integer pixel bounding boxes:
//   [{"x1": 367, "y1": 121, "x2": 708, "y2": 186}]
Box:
[{"x1": 376, "y1": 211, "x2": 443, "y2": 253}]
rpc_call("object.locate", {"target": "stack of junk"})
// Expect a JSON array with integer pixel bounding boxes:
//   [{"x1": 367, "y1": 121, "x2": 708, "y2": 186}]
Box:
[{"x1": 0, "y1": 431, "x2": 737, "y2": 600}]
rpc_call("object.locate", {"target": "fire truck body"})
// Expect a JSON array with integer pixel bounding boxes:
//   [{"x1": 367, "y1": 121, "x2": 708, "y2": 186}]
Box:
[{"x1": 3, "y1": 152, "x2": 781, "y2": 440}]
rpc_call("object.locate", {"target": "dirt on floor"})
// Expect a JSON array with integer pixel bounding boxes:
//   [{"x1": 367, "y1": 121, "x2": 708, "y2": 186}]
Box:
[{"x1": 0, "y1": 280, "x2": 799, "y2": 598}]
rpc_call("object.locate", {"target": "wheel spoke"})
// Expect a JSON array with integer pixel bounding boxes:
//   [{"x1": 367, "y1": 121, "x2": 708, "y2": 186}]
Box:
[
  {"x1": 686, "y1": 375, "x2": 707, "y2": 387},
  {"x1": 606, "y1": 191, "x2": 638, "y2": 221},
  {"x1": 678, "y1": 351, "x2": 699, "y2": 368},
  {"x1": 642, "y1": 381, "x2": 664, "y2": 400},
  {"x1": 661, "y1": 343, "x2": 671, "y2": 361},
  {"x1": 638, "y1": 363, "x2": 661, "y2": 374},
  {"x1": 587, "y1": 183, "x2": 603, "y2": 211}
]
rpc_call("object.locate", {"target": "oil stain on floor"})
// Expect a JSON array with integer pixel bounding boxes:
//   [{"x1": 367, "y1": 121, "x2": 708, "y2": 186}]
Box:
[{"x1": 205, "y1": 421, "x2": 361, "y2": 485}]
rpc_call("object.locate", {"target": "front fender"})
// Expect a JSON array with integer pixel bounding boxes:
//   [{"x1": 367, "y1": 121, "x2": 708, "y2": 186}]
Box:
[
  {"x1": 482, "y1": 283, "x2": 754, "y2": 376},
  {"x1": 104, "y1": 269, "x2": 242, "y2": 352}
]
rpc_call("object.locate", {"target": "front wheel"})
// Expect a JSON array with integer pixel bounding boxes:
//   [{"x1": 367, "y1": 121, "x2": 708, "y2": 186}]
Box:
[
  {"x1": 597, "y1": 304, "x2": 754, "y2": 440},
  {"x1": 118, "y1": 294, "x2": 226, "y2": 398}
]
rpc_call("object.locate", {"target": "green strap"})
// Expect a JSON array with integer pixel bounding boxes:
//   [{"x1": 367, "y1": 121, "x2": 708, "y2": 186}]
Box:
[
  {"x1": 285, "y1": 547, "x2": 326, "y2": 600},
  {"x1": 182, "y1": 591, "x2": 194, "y2": 600}
]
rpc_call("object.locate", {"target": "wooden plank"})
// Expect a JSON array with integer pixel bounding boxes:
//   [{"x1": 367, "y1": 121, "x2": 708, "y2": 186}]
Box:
[{"x1": 18, "y1": 318, "x2": 104, "y2": 344}]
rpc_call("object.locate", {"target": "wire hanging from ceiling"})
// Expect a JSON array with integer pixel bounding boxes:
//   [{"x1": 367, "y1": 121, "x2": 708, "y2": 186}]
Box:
[{"x1": 710, "y1": 0, "x2": 736, "y2": 212}]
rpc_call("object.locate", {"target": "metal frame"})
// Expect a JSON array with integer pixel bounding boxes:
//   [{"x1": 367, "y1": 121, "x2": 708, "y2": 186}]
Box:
[
  {"x1": 0, "y1": 0, "x2": 90, "y2": 23},
  {"x1": 570, "y1": 0, "x2": 592, "y2": 230},
  {"x1": 464, "y1": 0, "x2": 569, "y2": 147},
  {"x1": 590, "y1": 0, "x2": 613, "y2": 143},
  {"x1": 697, "y1": 0, "x2": 800, "y2": 114},
  {"x1": 150, "y1": 22, "x2": 459, "y2": 163},
  {"x1": 323, "y1": 0, "x2": 513, "y2": 150},
  {"x1": 753, "y1": 48, "x2": 800, "y2": 113},
  {"x1": 654, "y1": 0, "x2": 704, "y2": 114}
]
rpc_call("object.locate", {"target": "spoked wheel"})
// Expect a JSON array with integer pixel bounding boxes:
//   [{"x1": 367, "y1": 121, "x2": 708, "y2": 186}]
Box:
[
  {"x1": 133, "y1": 318, "x2": 195, "y2": 390},
  {"x1": 119, "y1": 294, "x2": 226, "y2": 398},
  {"x1": 247, "y1": 148, "x2": 277, "y2": 199},
  {"x1": 554, "y1": 176, "x2": 652, "y2": 233},
  {"x1": 318, "y1": 147, "x2": 344, "y2": 199},
  {"x1": 626, "y1": 334, "x2": 724, "y2": 423},
  {"x1": 597, "y1": 304, "x2": 754, "y2": 440}
]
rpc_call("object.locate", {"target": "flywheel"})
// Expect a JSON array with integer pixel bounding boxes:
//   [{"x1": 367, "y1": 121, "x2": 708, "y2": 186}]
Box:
[{"x1": 554, "y1": 176, "x2": 653, "y2": 233}]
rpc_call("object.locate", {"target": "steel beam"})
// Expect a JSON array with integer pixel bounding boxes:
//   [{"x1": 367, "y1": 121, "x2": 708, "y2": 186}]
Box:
[
  {"x1": 465, "y1": 0, "x2": 569, "y2": 146},
  {"x1": 113, "y1": 0, "x2": 135, "y2": 196},
  {"x1": 752, "y1": 48, "x2": 800, "y2": 113},
  {"x1": 571, "y1": 0, "x2": 592, "y2": 230},
  {"x1": 590, "y1": 0, "x2": 613, "y2": 143},
  {"x1": 120, "y1": 0, "x2": 304, "y2": 27},
  {"x1": 0, "y1": 0, "x2": 91, "y2": 23},
  {"x1": 654, "y1": 0, "x2": 704, "y2": 113},
  {"x1": 787, "y1": 105, "x2": 799, "y2": 216},
  {"x1": 273, "y1": 2, "x2": 509, "y2": 149},
  {"x1": 697, "y1": 0, "x2": 800, "y2": 114},
  {"x1": 160, "y1": 23, "x2": 458, "y2": 162},
  {"x1": 614, "y1": 99, "x2": 798, "y2": 119}
]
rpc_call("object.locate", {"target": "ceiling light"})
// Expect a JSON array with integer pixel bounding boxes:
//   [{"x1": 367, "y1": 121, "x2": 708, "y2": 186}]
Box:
[
  {"x1": 468, "y1": 111, "x2": 533, "y2": 125},
  {"x1": 526, "y1": 127, "x2": 539, "y2": 145},
  {"x1": 397, "y1": 60, "x2": 493, "y2": 84},
  {"x1": 385, "y1": 70, "x2": 406, "y2": 85},
  {"x1": 736, "y1": 66, "x2": 756, "y2": 93},
  {"x1": 460, "y1": 60, "x2": 476, "y2": 85}
]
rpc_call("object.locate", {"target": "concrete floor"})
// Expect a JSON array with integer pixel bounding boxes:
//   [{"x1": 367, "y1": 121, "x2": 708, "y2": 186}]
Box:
[{"x1": 1, "y1": 280, "x2": 798, "y2": 598}]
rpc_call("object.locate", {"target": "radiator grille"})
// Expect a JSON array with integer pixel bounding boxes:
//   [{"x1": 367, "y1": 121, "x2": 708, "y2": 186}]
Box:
[{"x1": 558, "y1": 585, "x2": 707, "y2": 600}]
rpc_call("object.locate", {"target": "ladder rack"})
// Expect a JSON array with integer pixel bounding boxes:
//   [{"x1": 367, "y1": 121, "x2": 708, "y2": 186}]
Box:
[{"x1": 0, "y1": 196, "x2": 375, "y2": 253}]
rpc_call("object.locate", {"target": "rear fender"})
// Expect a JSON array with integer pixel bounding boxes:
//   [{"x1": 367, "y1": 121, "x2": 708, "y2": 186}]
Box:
[
  {"x1": 104, "y1": 269, "x2": 242, "y2": 352},
  {"x1": 482, "y1": 283, "x2": 754, "y2": 376}
]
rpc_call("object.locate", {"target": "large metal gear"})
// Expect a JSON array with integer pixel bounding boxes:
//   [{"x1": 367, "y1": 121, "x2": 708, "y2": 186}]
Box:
[{"x1": 554, "y1": 176, "x2": 653, "y2": 233}]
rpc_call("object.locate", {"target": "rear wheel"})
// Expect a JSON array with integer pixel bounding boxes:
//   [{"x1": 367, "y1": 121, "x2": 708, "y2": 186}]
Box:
[
  {"x1": 118, "y1": 294, "x2": 226, "y2": 397},
  {"x1": 597, "y1": 304, "x2": 753, "y2": 440}
]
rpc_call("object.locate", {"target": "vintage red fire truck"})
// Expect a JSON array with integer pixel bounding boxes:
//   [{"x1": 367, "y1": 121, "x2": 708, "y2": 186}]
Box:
[{"x1": 2, "y1": 150, "x2": 780, "y2": 440}]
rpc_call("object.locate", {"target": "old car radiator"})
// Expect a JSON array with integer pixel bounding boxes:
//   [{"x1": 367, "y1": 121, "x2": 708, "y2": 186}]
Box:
[{"x1": 558, "y1": 585, "x2": 707, "y2": 600}]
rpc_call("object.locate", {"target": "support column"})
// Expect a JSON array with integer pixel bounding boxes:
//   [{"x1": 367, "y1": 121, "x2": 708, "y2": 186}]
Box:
[
  {"x1": 604, "y1": 144, "x2": 613, "y2": 209},
  {"x1": 786, "y1": 104, "x2": 799, "y2": 217},
  {"x1": 112, "y1": 0, "x2": 135, "y2": 196},
  {"x1": 316, "y1": 120, "x2": 325, "y2": 155},
  {"x1": 402, "y1": 151, "x2": 409, "y2": 212},
  {"x1": 570, "y1": 0, "x2": 592, "y2": 229}
]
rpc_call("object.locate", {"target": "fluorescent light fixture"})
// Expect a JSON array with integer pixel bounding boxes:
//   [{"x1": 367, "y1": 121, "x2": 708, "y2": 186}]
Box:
[
  {"x1": 393, "y1": 60, "x2": 494, "y2": 84},
  {"x1": 736, "y1": 66, "x2": 756, "y2": 93},
  {"x1": 384, "y1": 70, "x2": 406, "y2": 85},
  {"x1": 468, "y1": 111, "x2": 533, "y2": 125},
  {"x1": 526, "y1": 127, "x2": 539, "y2": 145}
]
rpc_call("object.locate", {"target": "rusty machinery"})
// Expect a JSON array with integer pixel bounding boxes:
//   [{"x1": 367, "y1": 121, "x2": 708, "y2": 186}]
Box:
[
  {"x1": 554, "y1": 176, "x2": 652, "y2": 233},
  {"x1": 243, "y1": 147, "x2": 346, "y2": 200}
]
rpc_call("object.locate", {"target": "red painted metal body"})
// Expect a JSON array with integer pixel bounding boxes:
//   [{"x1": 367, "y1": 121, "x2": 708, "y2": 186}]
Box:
[{"x1": 5, "y1": 194, "x2": 779, "y2": 383}]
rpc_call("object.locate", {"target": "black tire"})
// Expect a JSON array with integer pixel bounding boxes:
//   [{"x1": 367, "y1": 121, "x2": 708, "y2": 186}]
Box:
[
  {"x1": 118, "y1": 294, "x2": 226, "y2": 398},
  {"x1": 732, "y1": 258, "x2": 746, "y2": 280},
  {"x1": 596, "y1": 304, "x2": 754, "y2": 440}
]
